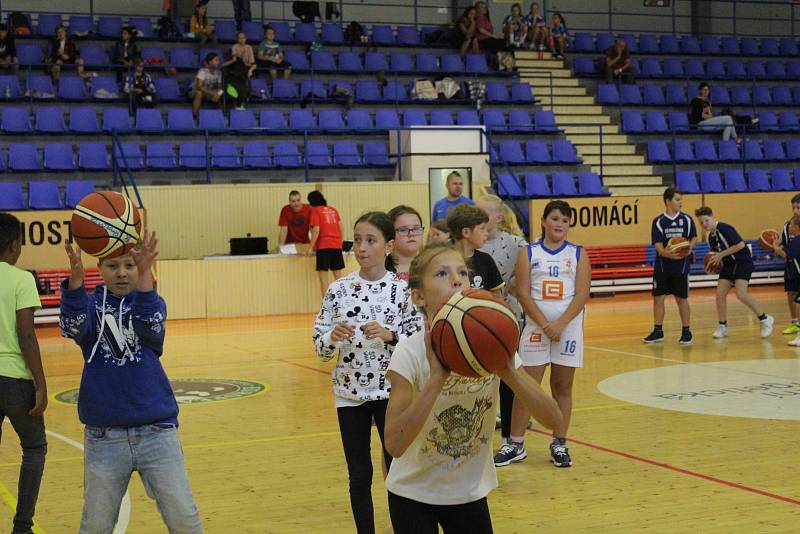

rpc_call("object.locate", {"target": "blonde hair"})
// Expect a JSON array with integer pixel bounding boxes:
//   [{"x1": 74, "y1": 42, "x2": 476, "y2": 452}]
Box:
[
  {"x1": 407, "y1": 242, "x2": 462, "y2": 293},
  {"x1": 479, "y1": 194, "x2": 524, "y2": 236}
]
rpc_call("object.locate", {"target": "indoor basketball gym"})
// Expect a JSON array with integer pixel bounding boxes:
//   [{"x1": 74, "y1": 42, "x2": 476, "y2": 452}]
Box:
[{"x1": 1, "y1": 0, "x2": 799, "y2": 532}]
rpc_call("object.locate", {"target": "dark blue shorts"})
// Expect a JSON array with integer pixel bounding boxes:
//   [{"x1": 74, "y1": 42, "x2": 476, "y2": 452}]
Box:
[
  {"x1": 719, "y1": 262, "x2": 753, "y2": 282},
  {"x1": 785, "y1": 276, "x2": 800, "y2": 293}
]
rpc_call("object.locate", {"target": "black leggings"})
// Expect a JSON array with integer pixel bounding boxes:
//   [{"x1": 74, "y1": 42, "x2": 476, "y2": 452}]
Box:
[
  {"x1": 388, "y1": 492, "x2": 493, "y2": 534},
  {"x1": 337, "y1": 400, "x2": 392, "y2": 534},
  {"x1": 499, "y1": 380, "x2": 514, "y2": 438}
]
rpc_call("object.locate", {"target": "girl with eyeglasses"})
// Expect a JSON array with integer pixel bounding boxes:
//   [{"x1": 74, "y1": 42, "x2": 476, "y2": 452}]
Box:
[{"x1": 388, "y1": 205, "x2": 424, "y2": 281}]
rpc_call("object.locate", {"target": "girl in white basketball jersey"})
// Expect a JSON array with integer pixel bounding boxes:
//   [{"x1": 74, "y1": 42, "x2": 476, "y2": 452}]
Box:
[{"x1": 496, "y1": 200, "x2": 590, "y2": 468}]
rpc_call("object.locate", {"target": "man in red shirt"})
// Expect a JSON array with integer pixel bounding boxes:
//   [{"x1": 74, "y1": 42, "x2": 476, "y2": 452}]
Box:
[
  {"x1": 278, "y1": 190, "x2": 312, "y2": 249},
  {"x1": 306, "y1": 191, "x2": 345, "y2": 297}
]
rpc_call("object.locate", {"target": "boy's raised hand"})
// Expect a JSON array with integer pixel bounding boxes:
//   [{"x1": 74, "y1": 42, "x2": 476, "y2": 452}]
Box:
[
  {"x1": 64, "y1": 242, "x2": 85, "y2": 290},
  {"x1": 131, "y1": 230, "x2": 159, "y2": 274}
]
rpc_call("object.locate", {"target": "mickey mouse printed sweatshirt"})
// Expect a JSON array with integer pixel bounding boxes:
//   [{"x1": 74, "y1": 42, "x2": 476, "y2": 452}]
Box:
[{"x1": 313, "y1": 271, "x2": 422, "y2": 407}]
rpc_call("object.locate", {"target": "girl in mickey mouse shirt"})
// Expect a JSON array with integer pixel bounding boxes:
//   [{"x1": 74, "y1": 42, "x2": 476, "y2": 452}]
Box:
[{"x1": 313, "y1": 211, "x2": 422, "y2": 534}]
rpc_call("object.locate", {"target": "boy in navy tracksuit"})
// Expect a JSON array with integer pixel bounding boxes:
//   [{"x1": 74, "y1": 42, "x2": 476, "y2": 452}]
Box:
[
  {"x1": 774, "y1": 194, "x2": 800, "y2": 336},
  {"x1": 781, "y1": 216, "x2": 800, "y2": 346},
  {"x1": 695, "y1": 207, "x2": 773, "y2": 339},
  {"x1": 60, "y1": 232, "x2": 203, "y2": 534}
]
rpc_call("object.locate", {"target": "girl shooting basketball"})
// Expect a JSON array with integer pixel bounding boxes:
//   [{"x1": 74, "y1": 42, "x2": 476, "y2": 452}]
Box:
[
  {"x1": 312, "y1": 212, "x2": 422, "y2": 534},
  {"x1": 495, "y1": 200, "x2": 590, "y2": 468},
  {"x1": 384, "y1": 243, "x2": 562, "y2": 534}
]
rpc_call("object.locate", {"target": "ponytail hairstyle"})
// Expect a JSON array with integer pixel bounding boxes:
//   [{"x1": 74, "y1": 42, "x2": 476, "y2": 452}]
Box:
[
  {"x1": 354, "y1": 211, "x2": 397, "y2": 272},
  {"x1": 540, "y1": 199, "x2": 571, "y2": 240},
  {"x1": 479, "y1": 194, "x2": 524, "y2": 237}
]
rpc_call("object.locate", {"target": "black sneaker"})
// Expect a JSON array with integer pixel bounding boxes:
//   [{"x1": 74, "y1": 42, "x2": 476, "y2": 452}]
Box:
[
  {"x1": 550, "y1": 442, "x2": 572, "y2": 468},
  {"x1": 643, "y1": 330, "x2": 665, "y2": 344},
  {"x1": 494, "y1": 443, "x2": 527, "y2": 467},
  {"x1": 679, "y1": 330, "x2": 693, "y2": 345}
]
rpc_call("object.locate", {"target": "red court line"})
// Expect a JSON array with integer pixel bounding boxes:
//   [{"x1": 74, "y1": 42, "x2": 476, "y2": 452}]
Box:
[
  {"x1": 528, "y1": 428, "x2": 800, "y2": 506},
  {"x1": 279, "y1": 358, "x2": 330, "y2": 376}
]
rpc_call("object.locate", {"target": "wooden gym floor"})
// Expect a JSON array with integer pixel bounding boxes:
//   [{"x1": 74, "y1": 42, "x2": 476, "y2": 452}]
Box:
[{"x1": 1, "y1": 286, "x2": 798, "y2": 533}]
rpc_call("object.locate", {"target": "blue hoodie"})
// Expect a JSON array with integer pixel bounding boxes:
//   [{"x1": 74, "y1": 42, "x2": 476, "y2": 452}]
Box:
[{"x1": 59, "y1": 281, "x2": 178, "y2": 427}]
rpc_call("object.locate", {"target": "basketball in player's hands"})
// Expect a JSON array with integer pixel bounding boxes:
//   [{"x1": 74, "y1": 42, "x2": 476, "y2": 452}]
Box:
[{"x1": 71, "y1": 191, "x2": 142, "y2": 259}]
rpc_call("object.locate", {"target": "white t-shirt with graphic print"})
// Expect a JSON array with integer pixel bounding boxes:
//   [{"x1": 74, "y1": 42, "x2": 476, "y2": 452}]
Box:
[
  {"x1": 481, "y1": 231, "x2": 528, "y2": 322},
  {"x1": 386, "y1": 331, "x2": 520, "y2": 506}
]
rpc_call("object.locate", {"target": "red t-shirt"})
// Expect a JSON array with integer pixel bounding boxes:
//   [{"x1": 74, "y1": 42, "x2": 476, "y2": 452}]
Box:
[
  {"x1": 309, "y1": 206, "x2": 343, "y2": 250},
  {"x1": 278, "y1": 204, "x2": 312, "y2": 244}
]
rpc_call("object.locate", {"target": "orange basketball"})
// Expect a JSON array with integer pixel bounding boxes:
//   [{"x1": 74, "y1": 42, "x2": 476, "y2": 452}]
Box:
[
  {"x1": 430, "y1": 289, "x2": 519, "y2": 378},
  {"x1": 668, "y1": 236, "x2": 691, "y2": 258},
  {"x1": 703, "y1": 253, "x2": 721, "y2": 274},
  {"x1": 758, "y1": 229, "x2": 779, "y2": 251},
  {"x1": 71, "y1": 191, "x2": 142, "y2": 258}
]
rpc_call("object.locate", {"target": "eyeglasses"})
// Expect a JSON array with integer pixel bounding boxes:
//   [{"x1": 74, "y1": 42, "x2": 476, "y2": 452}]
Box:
[{"x1": 395, "y1": 226, "x2": 425, "y2": 236}]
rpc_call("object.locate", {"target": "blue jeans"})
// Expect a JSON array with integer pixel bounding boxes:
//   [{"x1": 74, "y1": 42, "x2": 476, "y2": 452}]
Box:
[
  {"x1": 698, "y1": 115, "x2": 737, "y2": 141},
  {"x1": 80, "y1": 424, "x2": 203, "y2": 534}
]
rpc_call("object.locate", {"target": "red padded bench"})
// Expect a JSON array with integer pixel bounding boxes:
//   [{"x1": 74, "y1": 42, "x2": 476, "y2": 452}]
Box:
[
  {"x1": 36, "y1": 269, "x2": 103, "y2": 308},
  {"x1": 586, "y1": 245, "x2": 653, "y2": 280}
]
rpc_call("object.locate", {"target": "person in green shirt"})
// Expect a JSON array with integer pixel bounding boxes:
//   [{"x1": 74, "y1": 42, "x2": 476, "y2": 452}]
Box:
[{"x1": 0, "y1": 212, "x2": 48, "y2": 534}]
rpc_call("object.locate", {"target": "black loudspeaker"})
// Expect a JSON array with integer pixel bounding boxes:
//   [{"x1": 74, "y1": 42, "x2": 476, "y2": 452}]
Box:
[{"x1": 229, "y1": 235, "x2": 269, "y2": 255}]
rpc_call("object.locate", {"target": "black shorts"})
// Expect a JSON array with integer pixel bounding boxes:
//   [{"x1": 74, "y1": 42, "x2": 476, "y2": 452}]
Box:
[
  {"x1": 316, "y1": 248, "x2": 344, "y2": 271},
  {"x1": 785, "y1": 276, "x2": 799, "y2": 293},
  {"x1": 652, "y1": 273, "x2": 689, "y2": 299},
  {"x1": 719, "y1": 262, "x2": 753, "y2": 282}
]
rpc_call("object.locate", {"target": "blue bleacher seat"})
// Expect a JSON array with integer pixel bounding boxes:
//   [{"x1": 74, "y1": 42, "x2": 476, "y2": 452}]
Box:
[
  {"x1": 620, "y1": 84, "x2": 642, "y2": 105},
  {"x1": 294, "y1": 22, "x2": 317, "y2": 44},
  {"x1": 465, "y1": 53, "x2": 489, "y2": 73},
  {"x1": 494, "y1": 173, "x2": 524, "y2": 199},
  {"x1": 2, "y1": 107, "x2": 31, "y2": 133},
  {"x1": 272, "y1": 79, "x2": 299, "y2": 100},
  {"x1": 141, "y1": 47, "x2": 166, "y2": 62},
  {"x1": 211, "y1": 142, "x2": 241, "y2": 168},
  {"x1": 273, "y1": 143, "x2": 303, "y2": 168},
  {"x1": 91, "y1": 76, "x2": 120, "y2": 100},
  {"x1": 730, "y1": 86, "x2": 751, "y2": 105},
  {"x1": 80, "y1": 45, "x2": 107, "y2": 67},
  {"x1": 267, "y1": 22, "x2": 291, "y2": 42},
  {"x1": 552, "y1": 173, "x2": 578, "y2": 196},
  {"x1": 676, "y1": 171, "x2": 700, "y2": 194},
  {"x1": 347, "y1": 109, "x2": 373, "y2": 130},
  {"x1": 718, "y1": 140, "x2": 740, "y2": 162},
  {"x1": 242, "y1": 21, "x2": 264, "y2": 43},
  {"x1": 321, "y1": 23, "x2": 344, "y2": 45},
  {"x1": 300, "y1": 79, "x2": 326, "y2": 100},
  {"x1": 363, "y1": 141, "x2": 391, "y2": 167},
  {"x1": 660, "y1": 34, "x2": 680, "y2": 54},
  {"x1": 645, "y1": 111, "x2": 668, "y2": 133},
  {"x1": 0, "y1": 183, "x2": 25, "y2": 210},
  {"x1": 178, "y1": 142, "x2": 207, "y2": 169},
  {"x1": 230, "y1": 109, "x2": 257, "y2": 131},
  {"x1": 482, "y1": 110, "x2": 506, "y2": 131},
  {"x1": 283, "y1": 50, "x2": 309, "y2": 70},
  {"x1": 552, "y1": 140, "x2": 580, "y2": 164},
  {"x1": 29, "y1": 180, "x2": 63, "y2": 208},
  {"x1": 724, "y1": 169, "x2": 748, "y2": 192},
  {"x1": 98, "y1": 16, "x2": 123, "y2": 39},
  {"x1": 305, "y1": 141, "x2": 333, "y2": 167},
  {"x1": 311, "y1": 50, "x2": 337, "y2": 71},
  {"x1": 260, "y1": 110, "x2": 286, "y2": 130},
  {"x1": 534, "y1": 111, "x2": 558, "y2": 132},
  {"x1": 35, "y1": 107, "x2": 65, "y2": 133},
  {"x1": 58, "y1": 77, "x2": 88, "y2": 101},
  {"x1": 0, "y1": 75, "x2": 21, "y2": 99},
  {"x1": 288, "y1": 108, "x2": 316, "y2": 131},
  {"x1": 665, "y1": 85, "x2": 687, "y2": 105},
  {"x1": 772, "y1": 86, "x2": 793, "y2": 106},
  {"x1": 668, "y1": 111, "x2": 689, "y2": 131},
  {"x1": 333, "y1": 141, "x2": 361, "y2": 167},
  {"x1": 771, "y1": 169, "x2": 795, "y2": 191},
  {"x1": 766, "y1": 61, "x2": 786, "y2": 78},
  {"x1": 743, "y1": 139, "x2": 763, "y2": 161},
  {"x1": 36, "y1": 14, "x2": 63, "y2": 37},
  {"x1": 415, "y1": 53, "x2": 438, "y2": 72},
  {"x1": 574, "y1": 57, "x2": 596, "y2": 76},
  {"x1": 753, "y1": 86, "x2": 772, "y2": 106},
  {"x1": 43, "y1": 143, "x2": 75, "y2": 171},
  {"x1": 430, "y1": 110, "x2": 453, "y2": 126},
  {"x1": 390, "y1": 52, "x2": 414, "y2": 72},
  {"x1": 663, "y1": 58, "x2": 683, "y2": 78},
  {"x1": 648, "y1": 140, "x2": 671, "y2": 163},
  {"x1": 383, "y1": 80, "x2": 408, "y2": 101},
  {"x1": 643, "y1": 85, "x2": 665, "y2": 105},
  {"x1": 403, "y1": 109, "x2": 427, "y2": 127},
  {"x1": 375, "y1": 109, "x2": 400, "y2": 130},
  {"x1": 793, "y1": 87, "x2": 800, "y2": 104},
  {"x1": 78, "y1": 143, "x2": 110, "y2": 170},
  {"x1": 507, "y1": 110, "x2": 533, "y2": 132},
  {"x1": 720, "y1": 36, "x2": 740, "y2": 55},
  {"x1": 700, "y1": 170, "x2": 724, "y2": 193},
  {"x1": 596, "y1": 33, "x2": 615, "y2": 52},
  {"x1": 498, "y1": 141, "x2": 525, "y2": 164},
  {"x1": 243, "y1": 142, "x2": 272, "y2": 169},
  {"x1": 780, "y1": 38, "x2": 799, "y2": 56},
  {"x1": 622, "y1": 111, "x2": 644, "y2": 133},
  {"x1": 486, "y1": 82, "x2": 510, "y2": 103},
  {"x1": 748, "y1": 169, "x2": 771, "y2": 192},
  {"x1": 620, "y1": 34, "x2": 638, "y2": 52},
  {"x1": 710, "y1": 85, "x2": 730, "y2": 105},
  {"x1": 371, "y1": 25, "x2": 394, "y2": 45},
  {"x1": 510, "y1": 82, "x2": 533, "y2": 103},
  {"x1": 525, "y1": 173, "x2": 551, "y2": 197},
  {"x1": 153, "y1": 78, "x2": 180, "y2": 101},
  {"x1": 146, "y1": 142, "x2": 177, "y2": 169},
  {"x1": 596, "y1": 83, "x2": 619, "y2": 104},
  {"x1": 69, "y1": 107, "x2": 99, "y2": 134},
  {"x1": 524, "y1": 140, "x2": 550, "y2": 164},
  {"x1": 456, "y1": 109, "x2": 480, "y2": 126},
  {"x1": 167, "y1": 108, "x2": 194, "y2": 131},
  {"x1": 113, "y1": 143, "x2": 143, "y2": 170},
  {"x1": 68, "y1": 15, "x2": 94, "y2": 35},
  {"x1": 441, "y1": 54, "x2": 465, "y2": 73},
  {"x1": 763, "y1": 139, "x2": 786, "y2": 161},
  {"x1": 136, "y1": 108, "x2": 164, "y2": 131},
  {"x1": 573, "y1": 33, "x2": 594, "y2": 52},
  {"x1": 685, "y1": 58, "x2": 704, "y2": 78},
  {"x1": 674, "y1": 140, "x2": 694, "y2": 162},
  {"x1": 706, "y1": 59, "x2": 726, "y2": 79},
  {"x1": 726, "y1": 60, "x2": 746, "y2": 79},
  {"x1": 641, "y1": 58, "x2": 662, "y2": 78},
  {"x1": 701, "y1": 36, "x2": 720, "y2": 55},
  {"x1": 338, "y1": 51, "x2": 364, "y2": 72},
  {"x1": 65, "y1": 181, "x2": 95, "y2": 208},
  {"x1": 578, "y1": 172, "x2": 609, "y2": 196},
  {"x1": 17, "y1": 43, "x2": 43, "y2": 66},
  {"x1": 396, "y1": 26, "x2": 420, "y2": 46},
  {"x1": 171, "y1": 47, "x2": 199, "y2": 69},
  {"x1": 364, "y1": 52, "x2": 388, "y2": 72},
  {"x1": 638, "y1": 34, "x2": 658, "y2": 53},
  {"x1": 680, "y1": 36, "x2": 700, "y2": 54},
  {"x1": 128, "y1": 17, "x2": 155, "y2": 39},
  {"x1": 9, "y1": 143, "x2": 41, "y2": 171},
  {"x1": 319, "y1": 110, "x2": 345, "y2": 131},
  {"x1": 740, "y1": 37, "x2": 760, "y2": 56},
  {"x1": 694, "y1": 140, "x2": 718, "y2": 161},
  {"x1": 787, "y1": 139, "x2": 800, "y2": 160}
]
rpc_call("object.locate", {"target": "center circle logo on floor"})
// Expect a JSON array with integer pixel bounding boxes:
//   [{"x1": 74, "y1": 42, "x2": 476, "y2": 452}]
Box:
[
  {"x1": 54, "y1": 379, "x2": 268, "y2": 405},
  {"x1": 597, "y1": 359, "x2": 800, "y2": 421}
]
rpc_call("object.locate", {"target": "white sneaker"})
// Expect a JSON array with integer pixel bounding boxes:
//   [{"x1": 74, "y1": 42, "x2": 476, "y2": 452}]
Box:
[
  {"x1": 789, "y1": 334, "x2": 800, "y2": 346},
  {"x1": 712, "y1": 324, "x2": 729, "y2": 338},
  {"x1": 760, "y1": 315, "x2": 774, "y2": 338}
]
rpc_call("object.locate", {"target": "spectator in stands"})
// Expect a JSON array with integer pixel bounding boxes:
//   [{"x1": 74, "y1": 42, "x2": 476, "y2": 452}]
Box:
[
  {"x1": 50, "y1": 25, "x2": 89, "y2": 82},
  {"x1": 112, "y1": 26, "x2": 141, "y2": 78},
  {"x1": 690, "y1": 82, "x2": 737, "y2": 142},
  {"x1": 549, "y1": 12, "x2": 568, "y2": 59},
  {"x1": 232, "y1": 0, "x2": 252, "y2": 31},
  {"x1": 227, "y1": 31, "x2": 256, "y2": 78},
  {"x1": 503, "y1": 3, "x2": 528, "y2": 49},
  {"x1": 457, "y1": 6, "x2": 480, "y2": 57},
  {"x1": 123, "y1": 59, "x2": 158, "y2": 109},
  {"x1": 475, "y1": 1, "x2": 509, "y2": 52},
  {"x1": 525, "y1": 3, "x2": 548, "y2": 55},
  {"x1": 604, "y1": 36, "x2": 633, "y2": 84},
  {"x1": 256, "y1": 25, "x2": 292, "y2": 80},
  {"x1": 190, "y1": 0, "x2": 217, "y2": 46},
  {"x1": 0, "y1": 24, "x2": 17, "y2": 71},
  {"x1": 277, "y1": 190, "x2": 312, "y2": 250},
  {"x1": 432, "y1": 171, "x2": 476, "y2": 221},
  {"x1": 190, "y1": 52, "x2": 223, "y2": 117}
]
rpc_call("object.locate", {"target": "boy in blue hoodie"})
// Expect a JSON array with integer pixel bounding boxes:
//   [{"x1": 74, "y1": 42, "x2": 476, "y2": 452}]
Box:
[{"x1": 60, "y1": 231, "x2": 203, "y2": 534}]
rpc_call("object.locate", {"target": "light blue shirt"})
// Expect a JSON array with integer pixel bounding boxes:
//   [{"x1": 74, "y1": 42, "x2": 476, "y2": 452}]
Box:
[{"x1": 432, "y1": 196, "x2": 476, "y2": 222}]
